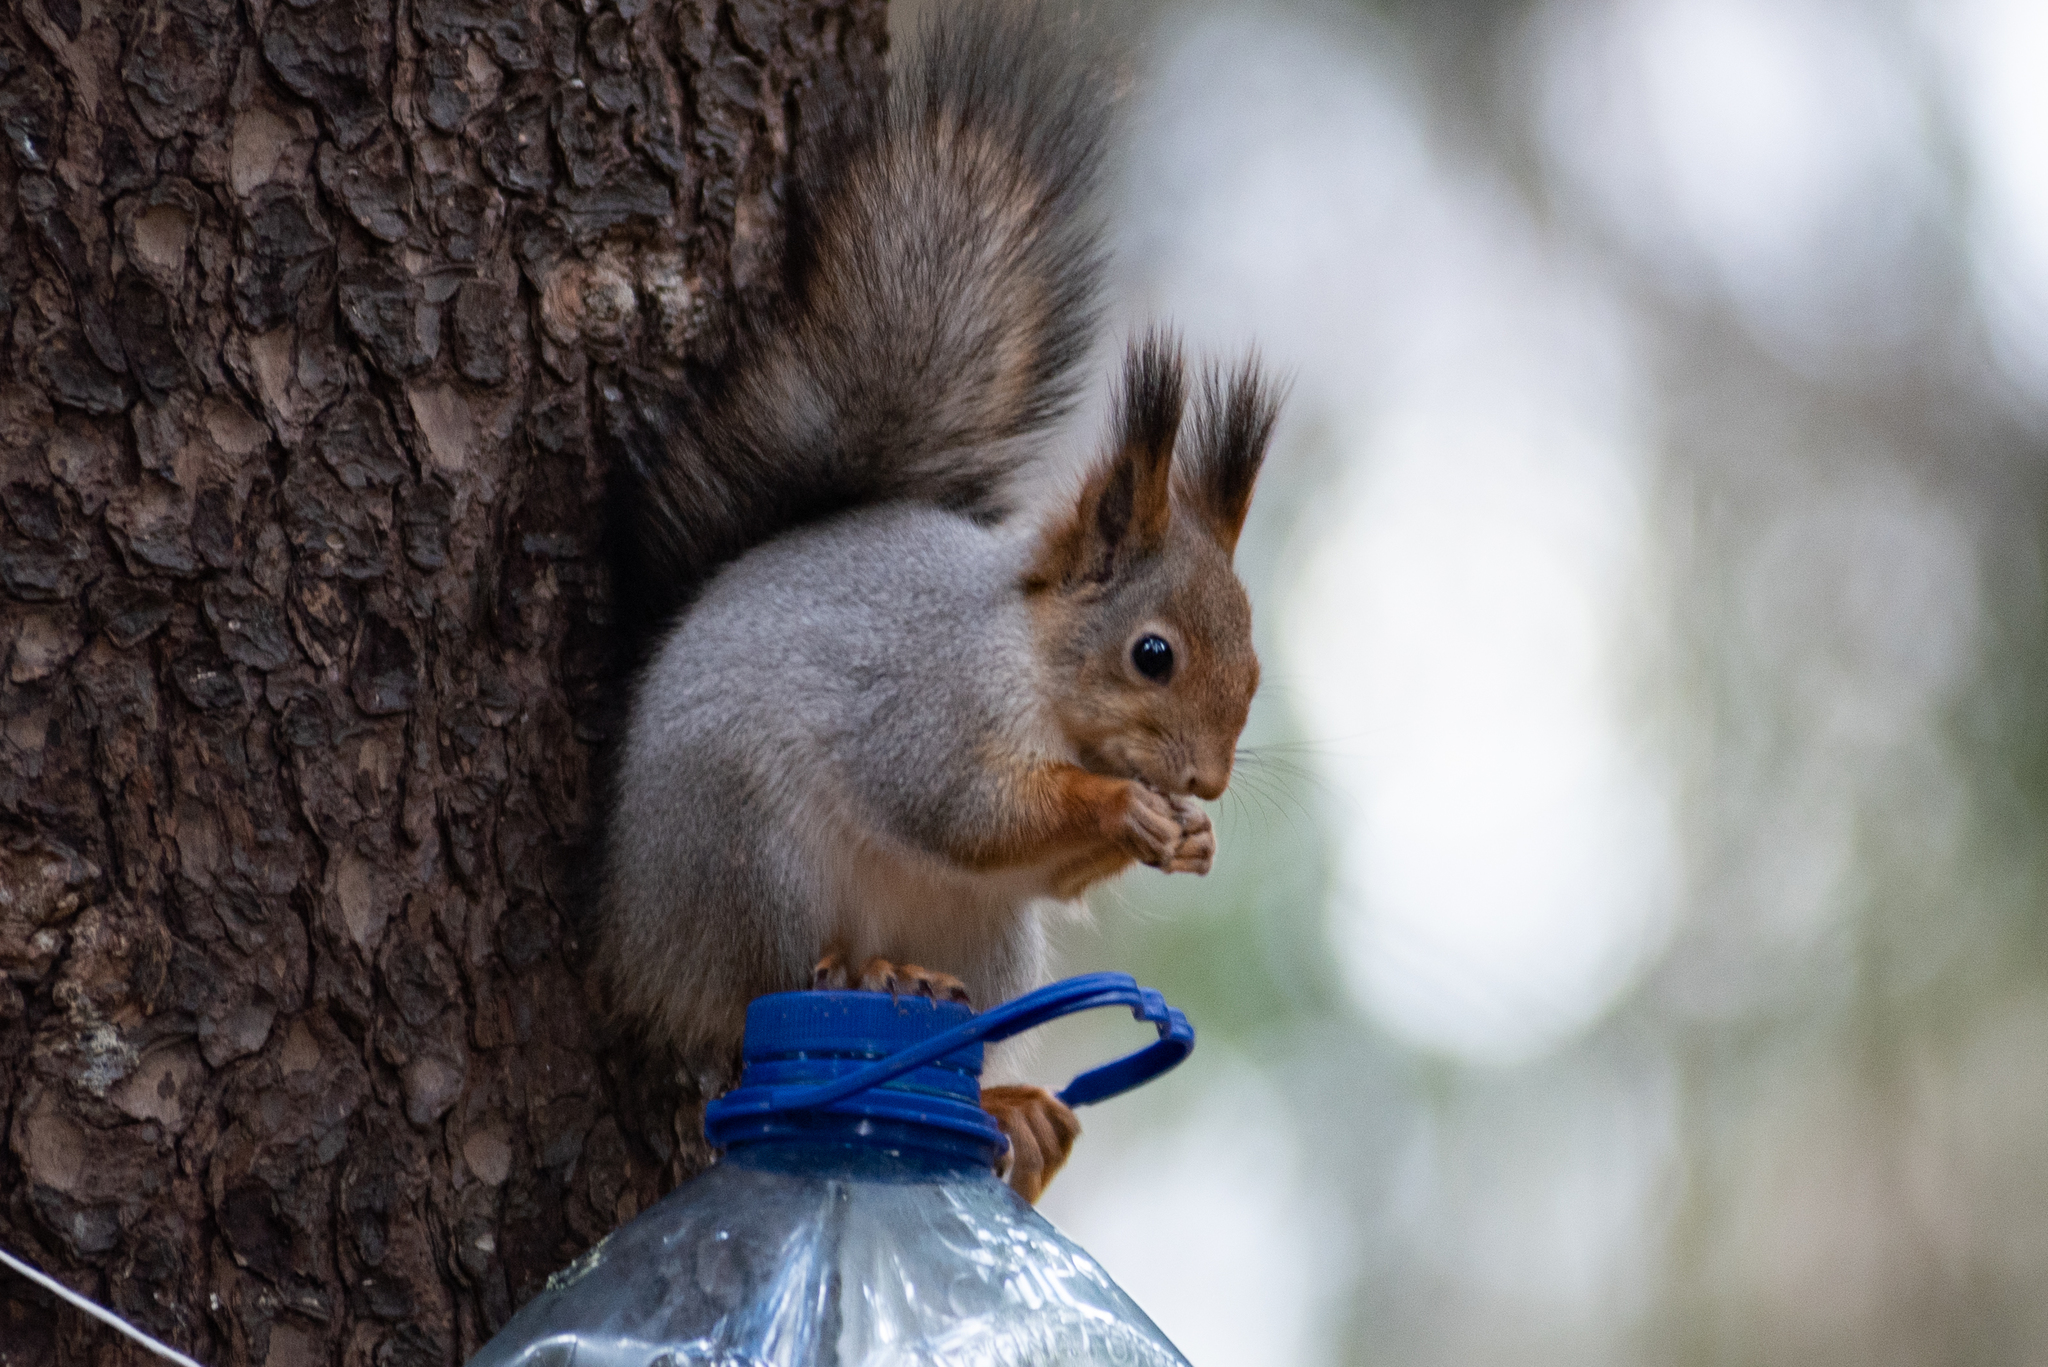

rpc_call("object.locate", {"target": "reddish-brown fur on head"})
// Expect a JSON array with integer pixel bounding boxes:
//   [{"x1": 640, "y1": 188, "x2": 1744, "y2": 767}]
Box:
[{"x1": 1026, "y1": 332, "x2": 1278, "y2": 801}]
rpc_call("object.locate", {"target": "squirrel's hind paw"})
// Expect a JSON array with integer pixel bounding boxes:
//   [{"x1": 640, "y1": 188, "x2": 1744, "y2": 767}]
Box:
[
  {"x1": 813, "y1": 952, "x2": 973, "y2": 1005},
  {"x1": 983, "y1": 1084, "x2": 1081, "y2": 1204}
]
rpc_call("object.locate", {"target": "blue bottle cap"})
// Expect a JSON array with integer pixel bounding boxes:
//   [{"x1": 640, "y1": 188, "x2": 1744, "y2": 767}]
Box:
[
  {"x1": 703, "y1": 972, "x2": 1197, "y2": 1165},
  {"x1": 706, "y1": 991, "x2": 1001, "y2": 1158}
]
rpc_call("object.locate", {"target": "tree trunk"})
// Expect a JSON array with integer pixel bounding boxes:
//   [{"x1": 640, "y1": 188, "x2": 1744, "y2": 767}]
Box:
[{"x1": 0, "y1": 0, "x2": 882, "y2": 1360}]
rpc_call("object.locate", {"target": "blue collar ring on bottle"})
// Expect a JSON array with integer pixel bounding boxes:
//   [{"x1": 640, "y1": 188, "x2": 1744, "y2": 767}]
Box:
[{"x1": 703, "y1": 971, "x2": 1195, "y2": 1164}]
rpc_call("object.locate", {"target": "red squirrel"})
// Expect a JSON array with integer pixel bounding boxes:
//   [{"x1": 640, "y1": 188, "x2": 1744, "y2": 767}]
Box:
[{"x1": 594, "y1": 2, "x2": 1278, "y2": 1203}]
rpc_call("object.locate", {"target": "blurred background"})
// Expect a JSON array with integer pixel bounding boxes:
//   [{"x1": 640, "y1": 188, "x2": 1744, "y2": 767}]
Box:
[{"x1": 912, "y1": 0, "x2": 2048, "y2": 1361}]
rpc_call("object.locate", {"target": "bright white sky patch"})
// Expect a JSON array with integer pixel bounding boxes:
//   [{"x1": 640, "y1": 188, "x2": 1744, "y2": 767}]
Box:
[
  {"x1": 1536, "y1": 0, "x2": 1929, "y2": 353},
  {"x1": 1291, "y1": 396, "x2": 1674, "y2": 1063},
  {"x1": 1280, "y1": 197, "x2": 1676, "y2": 1063},
  {"x1": 1931, "y1": 0, "x2": 2048, "y2": 405}
]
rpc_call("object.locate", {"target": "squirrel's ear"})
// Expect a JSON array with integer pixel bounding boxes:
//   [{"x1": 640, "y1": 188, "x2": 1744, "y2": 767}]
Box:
[
  {"x1": 1176, "y1": 355, "x2": 1280, "y2": 557},
  {"x1": 1030, "y1": 331, "x2": 1184, "y2": 589}
]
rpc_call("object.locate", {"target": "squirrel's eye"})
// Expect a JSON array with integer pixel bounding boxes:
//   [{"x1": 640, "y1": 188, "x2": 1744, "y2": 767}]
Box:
[{"x1": 1131, "y1": 634, "x2": 1174, "y2": 682}]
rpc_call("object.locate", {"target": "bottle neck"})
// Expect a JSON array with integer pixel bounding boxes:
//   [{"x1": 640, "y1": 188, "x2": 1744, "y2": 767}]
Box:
[{"x1": 721, "y1": 1115, "x2": 1002, "y2": 1181}]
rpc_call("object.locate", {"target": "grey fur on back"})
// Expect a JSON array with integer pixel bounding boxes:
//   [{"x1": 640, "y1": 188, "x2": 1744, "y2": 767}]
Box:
[
  {"x1": 604, "y1": 2, "x2": 1110, "y2": 643},
  {"x1": 601, "y1": 506, "x2": 1061, "y2": 1074}
]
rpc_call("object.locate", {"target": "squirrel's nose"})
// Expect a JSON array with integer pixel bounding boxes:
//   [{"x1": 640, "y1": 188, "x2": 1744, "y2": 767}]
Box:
[{"x1": 1187, "y1": 766, "x2": 1227, "y2": 801}]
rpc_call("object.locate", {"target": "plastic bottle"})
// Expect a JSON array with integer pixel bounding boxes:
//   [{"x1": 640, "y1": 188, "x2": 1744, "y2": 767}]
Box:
[{"x1": 467, "y1": 973, "x2": 1197, "y2": 1367}]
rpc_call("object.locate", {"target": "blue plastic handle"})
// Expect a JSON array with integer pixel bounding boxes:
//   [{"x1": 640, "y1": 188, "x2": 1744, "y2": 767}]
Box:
[{"x1": 716, "y1": 972, "x2": 1193, "y2": 1122}]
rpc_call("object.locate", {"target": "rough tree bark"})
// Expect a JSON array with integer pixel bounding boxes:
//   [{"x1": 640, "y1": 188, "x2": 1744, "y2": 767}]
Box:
[{"x1": 0, "y1": 0, "x2": 883, "y2": 1361}]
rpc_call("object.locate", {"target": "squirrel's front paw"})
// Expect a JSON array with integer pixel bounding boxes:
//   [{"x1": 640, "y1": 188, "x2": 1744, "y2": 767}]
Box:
[
  {"x1": 1164, "y1": 795, "x2": 1215, "y2": 875},
  {"x1": 813, "y1": 952, "x2": 973, "y2": 1005},
  {"x1": 1114, "y1": 783, "x2": 1185, "y2": 868},
  {"x1": 982, "y1": 1084, "x2": 1080, "y2": 1204},
  {"x1": 1113, "y1": 784, "x2": 1215, "y2": 875}
]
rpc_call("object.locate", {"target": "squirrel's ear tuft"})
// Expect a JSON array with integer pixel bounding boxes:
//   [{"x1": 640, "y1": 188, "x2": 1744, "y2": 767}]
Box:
[
  {"x1": 1177, "y1": 355, "x2": 1281, "y2": 557},
  {"x1": 1030, "y1": 330, "x2": 1184, "y2": 589}
]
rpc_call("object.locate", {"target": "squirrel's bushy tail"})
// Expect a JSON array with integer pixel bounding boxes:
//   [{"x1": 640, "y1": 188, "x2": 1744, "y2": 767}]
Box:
[{"x1": 607, "y1": 2, "x2": 1109, "y2": 641}]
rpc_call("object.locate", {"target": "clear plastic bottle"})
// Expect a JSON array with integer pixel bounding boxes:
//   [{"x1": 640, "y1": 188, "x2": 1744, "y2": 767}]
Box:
[{"x1": 467, "y1": 974, "x2": 1196, "y2": 1367}]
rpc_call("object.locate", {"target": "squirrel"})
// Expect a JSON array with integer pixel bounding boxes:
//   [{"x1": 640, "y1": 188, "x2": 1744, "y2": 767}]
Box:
[{"x1": 591, "y1": 2, "x2": 1279, "y2": 1203}]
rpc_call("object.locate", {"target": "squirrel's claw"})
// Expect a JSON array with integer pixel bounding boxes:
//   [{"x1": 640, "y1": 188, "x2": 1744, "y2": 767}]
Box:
[
  {"x1": 983, "y1": 1084, "x2": 1080, "y2": 1204},
  {"x1": 813, "y1": 952, "x2": 973, "y2": 1005}
]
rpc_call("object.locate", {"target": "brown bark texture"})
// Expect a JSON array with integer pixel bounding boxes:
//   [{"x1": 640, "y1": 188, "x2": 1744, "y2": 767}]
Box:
[{"x1": 0, "y1": 0, "x2": 884, "y2": 1360}]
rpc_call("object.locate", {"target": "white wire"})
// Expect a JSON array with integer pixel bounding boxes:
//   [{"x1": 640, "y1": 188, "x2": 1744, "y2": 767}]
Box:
[{"x1": 0, "y1": 1244, "x2": 208, "y2": 1367}]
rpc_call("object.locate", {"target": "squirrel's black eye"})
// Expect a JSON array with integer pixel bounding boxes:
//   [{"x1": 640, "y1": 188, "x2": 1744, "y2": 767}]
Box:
[{"x1": 1131, "y1": 634, "x2": 1174, "y2": 682}]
